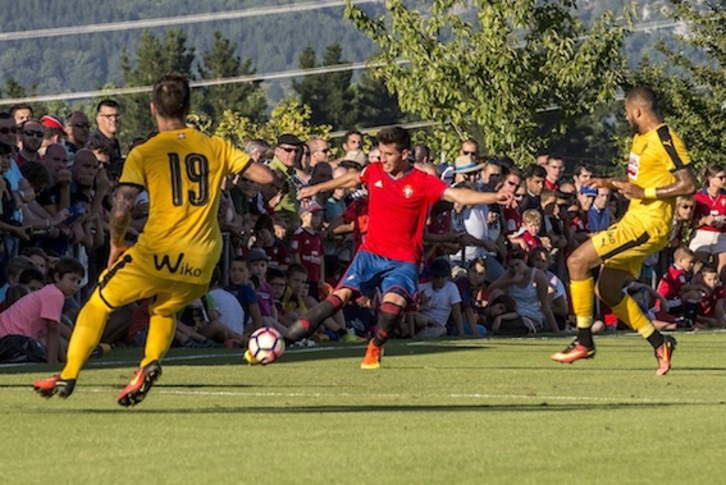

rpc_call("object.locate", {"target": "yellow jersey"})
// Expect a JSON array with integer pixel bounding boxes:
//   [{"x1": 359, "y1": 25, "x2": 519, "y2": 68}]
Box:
[
  {"x1": 624, "y1": 123, "x2": 691, "y2": 229},
  {"x1": 119, "y1": 128, "x2": 251, "y2": 283}
]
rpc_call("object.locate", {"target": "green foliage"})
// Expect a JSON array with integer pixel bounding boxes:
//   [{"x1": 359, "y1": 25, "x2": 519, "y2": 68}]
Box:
[
  {"x1": 292, "y1": 43, "x2": 357, "y2": 129},
  {"x1": 631, "y1": 0, "x2": 726, "y2": 173},
  {"x1": 345, "y1": 0, "x2": 633, "y2": 163},
  {"x1": 120, "y1": 29, "x2": 196, "y2": 142},
  {"x1": 214, "y1": 97, "x2": 331, "y2": 148},
  {"x1": 196, "y1": 31, "x2": 267, "y2": 127}
]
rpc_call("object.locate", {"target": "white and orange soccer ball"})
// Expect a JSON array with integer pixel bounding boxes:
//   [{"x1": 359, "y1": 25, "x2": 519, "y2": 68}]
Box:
[{"x1": 247, "y1": 327, "x2": 285, "y2": 365}]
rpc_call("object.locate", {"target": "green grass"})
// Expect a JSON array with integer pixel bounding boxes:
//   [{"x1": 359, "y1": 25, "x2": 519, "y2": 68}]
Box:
[{"x1": 3, "y1": 332, "x2": 726, "y2": 484}]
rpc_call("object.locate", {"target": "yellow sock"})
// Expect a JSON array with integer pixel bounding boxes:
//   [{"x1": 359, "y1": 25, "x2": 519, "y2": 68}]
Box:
[
  {"x1": 141, "y1": 310, "x2": 176, "y2": 367},
  {"x1": 61, "y1": 291, "x2": 111, "y2": 380},
  {"x1": 570, "y1": 277, "x2": 595, "y2": 329},
  {"x1": 611, "y1": 294, "x2": 655, "y2": 339}
]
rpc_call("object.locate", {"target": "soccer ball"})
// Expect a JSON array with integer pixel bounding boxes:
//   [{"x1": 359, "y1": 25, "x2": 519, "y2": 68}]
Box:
[{"x1": 247, "y1": 327, "x2": 285, "y2": 365}]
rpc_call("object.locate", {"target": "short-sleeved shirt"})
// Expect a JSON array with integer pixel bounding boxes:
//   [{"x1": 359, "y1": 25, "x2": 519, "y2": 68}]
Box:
[
  {"x1": 0, "y1": 284, "x2": 65, "y2": 342},
  {"x1": 418, "y1": 280, "x2": 462, "y2": 327},
  {"x1": 291, "y1": 227, "x2": 324, "y2": 283},
  {"x1": 120, "y1": 128, "x2": 251, "y2": 284},
  {"x1": 693, "y1": 189, "x2": 726, "y2": 233},
  {"x1": 359, "y1": 163, "x2": 447, "y2": 264},
  {"x1": 625, "y1": 124, "x2": 691, "y2": 232},
  {"x1": 341, "y1": 197, "x2": 369, "y2": 252}
]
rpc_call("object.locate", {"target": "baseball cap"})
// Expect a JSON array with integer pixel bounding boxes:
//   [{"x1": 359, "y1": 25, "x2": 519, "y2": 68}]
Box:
[
  {"x1": 277, "y1": 133, "x2": 303, "y2": 146},
  {"x1": 580, "y1": 186, "x2": 598, "y2": 197},
  {"x1": 40, "y1": 115, "x2": 66, "y2": 136},
  {"x1": 344, "y1": 149, "x2": 367, "y2": 166},
  {"x1": 246, "y1": 248, "x2": 270, "y2": 263}
]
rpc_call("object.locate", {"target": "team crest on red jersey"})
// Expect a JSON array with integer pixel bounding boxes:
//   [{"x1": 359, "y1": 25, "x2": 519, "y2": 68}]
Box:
[{"x1": 402, "y1": 185, "x2": 414, "y2": 198}]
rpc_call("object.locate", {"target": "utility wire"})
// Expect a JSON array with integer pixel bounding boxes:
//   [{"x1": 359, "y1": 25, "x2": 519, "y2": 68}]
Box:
[{"x1": 0, "y1": 19, "x2": 684, "y2": 106}]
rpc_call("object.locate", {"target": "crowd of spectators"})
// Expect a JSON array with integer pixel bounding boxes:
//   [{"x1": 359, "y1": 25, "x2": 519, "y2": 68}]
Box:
[{"x1": 0, "y1": 100, "x2": 721, "y2": 363}]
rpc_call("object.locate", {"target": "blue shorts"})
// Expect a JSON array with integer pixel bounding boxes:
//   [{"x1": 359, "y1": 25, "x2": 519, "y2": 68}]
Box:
[{"x1": 338, "y1": 250, "x2": 418, "y2": 302}]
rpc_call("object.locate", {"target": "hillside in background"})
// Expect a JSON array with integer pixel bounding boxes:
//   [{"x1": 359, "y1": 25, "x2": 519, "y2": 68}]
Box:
[{"x1": 0, "y1": 0, "x2": 676, "y2": 106}]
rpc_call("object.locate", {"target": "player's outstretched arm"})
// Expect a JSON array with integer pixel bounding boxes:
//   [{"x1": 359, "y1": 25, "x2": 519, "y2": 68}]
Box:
[
  {"x1": 107, "y1": 184, "x2": 141, "y2": 268},
  {"x1": 442, "y1": 187, "x2": 513, "y2": 207},
  {"x1": 241, "y1": 161, "x2": 276, "y2": 186},
  {"x1": 298, "y1": 171, "x2": 362, "y2": 200}
]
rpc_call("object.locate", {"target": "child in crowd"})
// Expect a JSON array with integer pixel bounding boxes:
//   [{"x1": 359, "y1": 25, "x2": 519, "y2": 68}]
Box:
[
  {"x1": 453, "y1": 257, "x2": 489, "y2": 336},
  {"x1": 509, "y1": 209, "x2": 552, "y2": 253},
  {"x1": 482, "y1": 293, "x2": 529, "y2": 336},
  {"x1": 0, "y1": 257, "x2": 84, "y2": 363},
  {"x1": 656, "y1": 245, "x2": 702, "y2": 327},
  {"x1": 693, "y1": 265, "x2": 725, "y2": 329},
  {"x1": 0, "y1": 255, "x2": 35, "y2": 307},
  {"x1": 291, "y1": 199, "x2": 325, "y2": 299},
  {"x1": 252, "y1": 213, "x2": 291, "y2": 271},
  {"x1": 246, "y1": 248, "x2": 288, "y2": 334},
  {"x1": 408, "y1": 258, "x2": 474, "y2": 338}
]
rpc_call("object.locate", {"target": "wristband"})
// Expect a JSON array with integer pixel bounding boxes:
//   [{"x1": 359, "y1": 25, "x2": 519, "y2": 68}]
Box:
[{"x1": 644, "y1": 187, "x2": 657, "y2": 199}]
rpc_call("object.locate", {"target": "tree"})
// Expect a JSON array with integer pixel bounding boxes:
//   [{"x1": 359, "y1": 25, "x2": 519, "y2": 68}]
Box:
[
  {"x1": 197, "y1": 31, "x2": 267, "y2": 127},
  {"x1": 120, "y1": 29, "x2": 195, "y2": 144},
  {"x1": 345, "y1": 0, "x2": 633, "y2": 163},
  {"x1": 292, "y1": 43, "x2": 357, "y2": 129},
  {"x1": 353, "y1": 71, "x2": 405, "y2": 128},
  {"x1": 631, "y1": 0, "x2": 725, "y2": 171}
]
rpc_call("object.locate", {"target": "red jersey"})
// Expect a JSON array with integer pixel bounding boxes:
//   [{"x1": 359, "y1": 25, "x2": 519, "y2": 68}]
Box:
[
  {"x1": 521, "y1": 231, "x2": 542, "y2": 251},
  {"x1": 657, "y1": 264, "x2": 688, "y2": 301},
  {"x1": 694, "y1": 189, "x2": 726, "y2": 233},
  {"x1": 291, "y1": 227, "x2": 324, "y2": 282},
  {"x1": 359, "y1": 162, "x2": 447, "y2": 264},
  {"x1": 341, "y1": 197, "x2": 369, "y2": 252},
  {"x1": 503, "y1": 207, "x2": 522, "y2": 235},
  {"x1": 699, "y1": 285, "x2": 724, "y2": 318},
  {"x1": 545, "y1": 179, "x2": 559, "y2": 191}
]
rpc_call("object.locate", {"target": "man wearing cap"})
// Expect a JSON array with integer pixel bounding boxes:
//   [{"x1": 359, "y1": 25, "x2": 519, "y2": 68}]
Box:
[
  {"x1": 268, "y1": 133, "x2": 304, "y2": 225},
  {"x1": 247, "y1": 126, "x2": 511, "y2": 369},
  {"x1": 39, "y1": 115, "x2": 66, "y2": 157},
  {"x1": 452, "y1": 154, "x2": 486, "y2": 185}
]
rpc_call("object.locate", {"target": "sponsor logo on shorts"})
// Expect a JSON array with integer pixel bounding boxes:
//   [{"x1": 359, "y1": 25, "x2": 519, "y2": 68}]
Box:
[{"x1": 153, "y1": 253, "x2": 203, "y2": 277}]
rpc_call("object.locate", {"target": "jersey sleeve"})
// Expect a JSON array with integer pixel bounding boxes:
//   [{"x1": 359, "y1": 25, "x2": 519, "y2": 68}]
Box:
[
  {"x1": 657, "y1": 126, "x2": 691, "y2": 171},
  {"x1": 216, "y1": 136, "x2": 251, "y2": 175},
  {"x1": 118, "y1": 148, "x2": 145, "y2": 188},
  {"x1": 424, "y1": 173, "x2": 448, "y2": 203}
]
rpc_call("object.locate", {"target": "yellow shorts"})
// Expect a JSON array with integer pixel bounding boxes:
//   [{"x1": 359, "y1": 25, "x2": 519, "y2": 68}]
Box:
[
  {"x1": 96, "y1": 247, "x2": 209, "y2": 316},
  {"x1": 592, "y1": 216, "x2": 669, "y2": 278}
]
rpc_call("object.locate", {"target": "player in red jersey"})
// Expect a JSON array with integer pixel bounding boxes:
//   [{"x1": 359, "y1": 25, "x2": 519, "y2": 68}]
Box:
[{"x1": 245, "y1": 126, "x2": 512, "y2": 368}]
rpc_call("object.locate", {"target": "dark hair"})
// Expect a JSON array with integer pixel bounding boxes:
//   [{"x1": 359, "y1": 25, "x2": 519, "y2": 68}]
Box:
[
  {"x1": 489, "y1": 293, "x2": 517, "y2": 313},
  {"x1": 701, "y1": 164, "x2": 725, "y2": 187},
  {"x1": 10, "y1": 104, "x2": 33, "y2": 116},
  {"x1": 96, "y1": 99, "x2": 120, "y2": 114},
  {"x1": 525, "y1": 164, "x2": 546, "y2": 179},
  {"x1": 0, "y1": 142, "x2": 13, "y2": 155},
  {"x1": 254, "y1": 213, "x2": 275, "y2": 233},
  {"x1": 6, "y1": 256, "x2": 35, "y2": 279},
  {"x1": 51, "y1": 257, "x2": 85, "y2": 280},
  {"x1": 87, "y1": 136, "x2": 114, "y2": 159},
  {"x1": 528, "y1": 246, "x2": 550, "y2": 265},
  {"x1": 376, "y1": 126, "x2": 411, "y2": 153},
  {"x1": 20, "y1": 161, "x2": 53, "y2": 190},
  {"x1": 625, "y1": 86, "x2": 658, "y2": 112},
  {"x1": 506, "y1": 249, "x2": 527, "y2": 264},
  {"x1": 266, "y1": 268, "x2": 285, "y2": 282},
  {"x1": 20, "y1": 246, "x2": 48, "y2": 260},
  {"x1": 344, "y1": 130, "x2": 363, "y2": 143},
  {"x1": 287, "y1": 263, "x2": 308, "y2": 278},
  {"x1": 152, "y1": 73, "x2": 190, "y2": 119},
  {"x1": 19, "y1": 267, "x2": 45, "y2": 285}
]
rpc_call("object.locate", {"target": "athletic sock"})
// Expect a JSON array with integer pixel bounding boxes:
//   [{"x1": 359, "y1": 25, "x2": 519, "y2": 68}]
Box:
[
  {"x1": 61, "y1": 290, "x2": 111, "y2": 380},
  {"x1": 610, "y1": 294, "x2": 656, "y2": 339},
  {"x1": 570, "y1": 277, "x2": 595, "y2": 347},
  {"x1": 141, "y1": 310, "x2": 176, "y2": 367}
]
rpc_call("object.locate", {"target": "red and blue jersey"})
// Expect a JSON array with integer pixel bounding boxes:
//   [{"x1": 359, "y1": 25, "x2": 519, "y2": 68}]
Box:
[{"x1": 359, "y1": 162, "x2": 447, "y2": 264}]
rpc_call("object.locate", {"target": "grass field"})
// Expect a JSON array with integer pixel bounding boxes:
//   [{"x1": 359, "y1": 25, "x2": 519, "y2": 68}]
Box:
[{"x1": 3, "y1": 331, "x2": 726, "y2": 484}]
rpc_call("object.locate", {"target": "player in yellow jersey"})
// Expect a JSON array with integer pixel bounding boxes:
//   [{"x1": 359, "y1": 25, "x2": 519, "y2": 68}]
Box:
[
  {"x1": 34, "y1": 73, "x2": 279, "y2": 406},
  {"x1": 550, "y1": 86, "x2": 696, "y2": 375}
]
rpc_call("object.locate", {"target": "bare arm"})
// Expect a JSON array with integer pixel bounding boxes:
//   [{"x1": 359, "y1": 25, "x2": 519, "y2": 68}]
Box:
[
  {"x1": 240, "y1": 161, "x2": 276, "y2": 186},
  {"x1": 298, "y1": 171, "x2": 362, "y2": 199},
  {"x1": 450, "y1": 302, "x2": 466, "y2": 337},
  {"x1": 442, "y1": 187, "x2": 512, "y2": 207},
  {"x1": 611, "y1": 167, "x2": 696, "y2": 200},
  {"x1": 107, "y1": 184, "x2": 141, "y2": 267},
  {"x1": 535, "y1": 270, "x2": 559, "y2": 333}
]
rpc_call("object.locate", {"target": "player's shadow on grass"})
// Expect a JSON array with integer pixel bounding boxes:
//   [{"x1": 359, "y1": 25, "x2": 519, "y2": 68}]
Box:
[{"x1": 43, "y1": 401, "x2": 726, "y2": 415}]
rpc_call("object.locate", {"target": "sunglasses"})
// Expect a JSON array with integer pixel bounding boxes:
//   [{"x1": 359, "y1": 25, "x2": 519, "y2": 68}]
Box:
[
  {"x1": 0, "y1": 127, "x2": 17, "y2": 134},
  {"x1": 317, "y1": 148, "x2": 330, "y2": 154},
  {"x1": 462, "y1": 151, "x2": 477, "y2": 156},
  {"x1": 23, "y1": 130, "x2": 44, "y2": 138},
  {"x1": 279, "y1": 146, "x2": 297, "y2": 153},
  {"x1": 679, "y1": 204, "x2": 694, "y2": 209},
  {"x1": 73, "y1": 122, "x2": 91, "y2": 129}
]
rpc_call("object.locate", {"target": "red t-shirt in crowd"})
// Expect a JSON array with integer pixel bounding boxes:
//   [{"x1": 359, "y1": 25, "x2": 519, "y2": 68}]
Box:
[
  {"x1": 291, "y1": 227, "x2": 324, "y2": 283},
  {"x1": 341, "y1": 197, "x2": 369, "y2": 252},
  {"x1": 359, "y1": 162, "x2": 447, "y2": 264},
  {"x1": 657, "y1": 264, "x2": 688, "y2": 302},
  {"x1": 693, "y1": 189, "x2": 726, "y2": 232}
]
